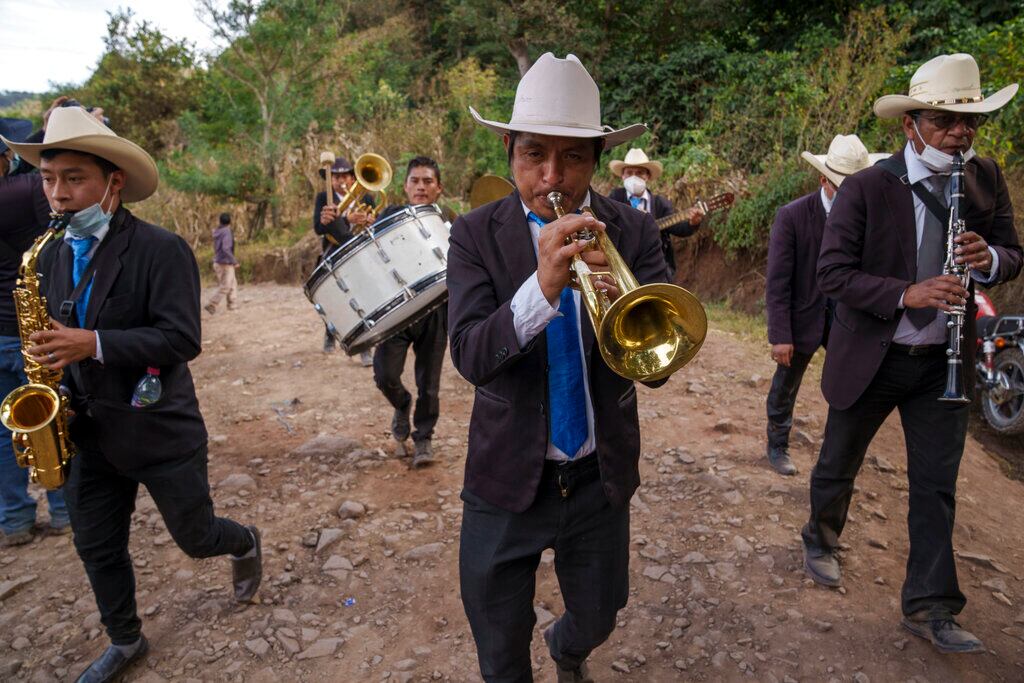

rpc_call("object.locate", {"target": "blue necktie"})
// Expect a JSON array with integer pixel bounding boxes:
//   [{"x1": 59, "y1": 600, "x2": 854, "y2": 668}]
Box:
[
  {"x1": 527, "y1": 211, "x2": 588, "y2": 458},
  {"x1": 70, "y1": 236, "x2": 97, "y2": 326},
  {"x1": 629, "y1": 196, "x2": 642, "y2": 210}
]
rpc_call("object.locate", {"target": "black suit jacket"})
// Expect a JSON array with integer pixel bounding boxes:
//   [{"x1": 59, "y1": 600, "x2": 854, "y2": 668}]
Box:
[
  {"x1": 38, "y1": 207, "x2": 208, "y2": 470},
  {"x1": 818, "y1": 152, "x2": 1022, "y2": 410},
  {"x1": 447, "y1": 190, "x2": 668, "y2": 513},
  {"x1": 313, "y1": 191, "x2": 375, "y2": 252},
  {"x1": 608, "y1": 187, "x2": 696, "y2": 272},
  {"x1": 766, "y1": 191, "x2": 830, "y2": 354}
]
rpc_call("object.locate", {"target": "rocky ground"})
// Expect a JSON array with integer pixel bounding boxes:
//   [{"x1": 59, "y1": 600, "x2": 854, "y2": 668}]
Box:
[{"x1": 1, "y1": 283, "x2": 1022, "y2": 683}]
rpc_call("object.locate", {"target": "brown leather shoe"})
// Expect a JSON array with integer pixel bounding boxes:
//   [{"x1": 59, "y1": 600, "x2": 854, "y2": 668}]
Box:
[{"x1": 232, "y1": 525, "x2": 262, "y2": 603}]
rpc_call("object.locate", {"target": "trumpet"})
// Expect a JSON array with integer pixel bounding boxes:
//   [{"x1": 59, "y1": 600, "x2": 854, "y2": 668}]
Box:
[{"x1": 548, "y1": 191, "x2": 707, "y2": 382}]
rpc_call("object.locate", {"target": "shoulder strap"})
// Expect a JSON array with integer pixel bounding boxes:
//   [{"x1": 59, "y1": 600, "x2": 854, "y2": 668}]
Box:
[{"x1": 876, "y1": 154, "x2": 949, "y2": 225}]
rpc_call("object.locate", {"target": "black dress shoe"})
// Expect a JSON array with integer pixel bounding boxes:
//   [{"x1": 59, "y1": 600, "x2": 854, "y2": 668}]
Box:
[
  {"x1": 767, "y1": 446, "x2": 797, "y2": 476},
  {"x1": 232, "y1": 525, "x2": 262, "y2": 603},
  {"x1": 392, "y1": 402, "x2": 412, "y2": 442},
  {"x1": 543, "y1": 625, "x2": 594, "y2": 682},
  {"x1": 76, "y1": 636, "x2": 149, "y2": 683},
  {"x1": 902, "y1": 615, "x2": 984, "y2": 654}
]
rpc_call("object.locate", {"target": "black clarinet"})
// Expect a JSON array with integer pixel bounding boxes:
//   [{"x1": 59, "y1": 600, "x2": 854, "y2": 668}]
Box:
[{"x1": 939, "y1": 151, "x2": 971, "y2": 403}]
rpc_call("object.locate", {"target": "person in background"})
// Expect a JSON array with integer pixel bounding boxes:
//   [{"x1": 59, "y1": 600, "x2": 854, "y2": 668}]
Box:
[
  {"x1": 0, "y1": 116, "x2": 70, "y2": 545},
  {"x1": 763, "y1": 134, "x2": 888, "y2": 476},
  {"x1": 608, "y1": 148, "x2": 703, "y2": 280},
  {"x1": 205, "y1": 212, "x2": 239, "y2": 314}
]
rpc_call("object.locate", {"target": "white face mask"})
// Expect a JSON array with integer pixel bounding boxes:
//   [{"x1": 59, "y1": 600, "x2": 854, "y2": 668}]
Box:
[
  {"x1": 66, "y1": 177, "x2": 114, "y2": 238},
  {"x1": 912, "y1": 120, "x2": 976, "y2": 173},
  {"x1": 623, "y1": 175, "x2": 647, "y2": 196}
]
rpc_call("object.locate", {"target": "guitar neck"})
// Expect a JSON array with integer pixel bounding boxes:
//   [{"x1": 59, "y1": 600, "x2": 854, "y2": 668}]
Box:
[
  {"x1": 655, "y1": 211, "x2": 692, "y2": 231},
  {"x1": 656, "y1": 193, "x2": 733, "y2": 230}
]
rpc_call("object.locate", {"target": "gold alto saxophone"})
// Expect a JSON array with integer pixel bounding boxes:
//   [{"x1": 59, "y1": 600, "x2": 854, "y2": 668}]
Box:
[{"x1": 0, "y1": 213, "x2": 77, "y2": 489}]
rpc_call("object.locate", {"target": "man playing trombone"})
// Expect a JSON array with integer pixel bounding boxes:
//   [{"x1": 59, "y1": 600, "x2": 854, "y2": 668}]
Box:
[{"x1": 449, "y1": 53, "x2": 670, "y2": 682}]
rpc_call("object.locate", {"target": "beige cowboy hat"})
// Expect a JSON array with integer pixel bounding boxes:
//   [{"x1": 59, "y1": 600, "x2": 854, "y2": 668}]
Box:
[
  {"x1": 608, "y1": 148, "x2": 663, "y2": 181},
  {"x1": 470, "y1": 53, "x2": 646, "y2": 149},
  {"x1": 1, "y1": 107, "x2": 158, "y2": 202},
  {"x1": 801, "y1": 134, "x2": 890, "y2": 188},
  {"x1": 874, "y1": 53, "x2": 1019, "y2": 118}
]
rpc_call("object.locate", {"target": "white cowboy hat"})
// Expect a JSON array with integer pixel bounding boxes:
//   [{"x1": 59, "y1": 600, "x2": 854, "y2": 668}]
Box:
[
  {"x1": 1, "y1": 107, "x2": 158, "y2": 202},
  {"x1": 874, "y1": 53, "x2": 1018, "y2": 118},
  {"x1": 800, "y1": 134, "x2": 890, "y2": 188},
  {"x1": 470, "y1": 53, "x2": 646, "y2": 149},
  {"x1": 608, "y1": 148, "x2": 663, "y2": 181}
]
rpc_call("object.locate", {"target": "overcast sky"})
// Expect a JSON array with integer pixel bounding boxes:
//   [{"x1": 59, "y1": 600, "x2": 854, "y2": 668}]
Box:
[{"x1": 0, "y1": 0, "x2": 218, "y2": 93}]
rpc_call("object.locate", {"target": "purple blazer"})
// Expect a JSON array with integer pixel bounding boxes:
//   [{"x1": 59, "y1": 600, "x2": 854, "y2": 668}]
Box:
[
  {"x1": 818, "y1": 153, "x2": 1022, "y2": 410},
  {"x1": 446, "y1": 190, "x2": 669, "y2": 513},
  {"x1": 766, "y1": 191, "x2": 829, "y2": 354}
]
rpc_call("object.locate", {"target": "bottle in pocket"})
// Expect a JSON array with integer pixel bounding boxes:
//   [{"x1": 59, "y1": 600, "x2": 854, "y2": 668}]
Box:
[{"x1": 131, "y1": 367, "x2": 162, "y2": 408}]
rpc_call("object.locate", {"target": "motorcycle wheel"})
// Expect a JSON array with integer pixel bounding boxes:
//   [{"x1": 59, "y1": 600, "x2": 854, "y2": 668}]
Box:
[{"x1": 981, "y1": 348, "x2": 1024, "y2": 435}]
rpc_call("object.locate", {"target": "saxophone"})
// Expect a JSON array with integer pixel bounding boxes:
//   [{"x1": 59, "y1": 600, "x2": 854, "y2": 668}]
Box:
[{"x1": 0, "y1": 213, "x2": 77, "y2": 489}]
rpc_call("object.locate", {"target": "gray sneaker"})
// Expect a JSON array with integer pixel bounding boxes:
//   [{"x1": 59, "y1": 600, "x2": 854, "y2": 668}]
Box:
[
  {"x1": 412, "y1": 440, "x2": 434, "y2": 468},
  {"x1": 803, "y1": 545, "x2": 841, "y2": 587},
  {"x1": 1, "y1": 526, "x2": 35, "y2": 547},
  {"x1": 902, "y1": 614, "x2": 984, "y2": 654}
]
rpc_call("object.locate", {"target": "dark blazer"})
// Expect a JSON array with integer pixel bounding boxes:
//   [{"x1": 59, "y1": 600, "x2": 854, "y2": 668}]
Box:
[
  {"x1": 313, "y1": 191, "x2": 375, "y2": 252},
  {"x1": 608, "y1": 187, "x2": 696, "y2": 272},
  {"x1": 766, "y1": 191, "x2": 830, "y2": 354},
  {"x1": 447, "y1": 190, "x2": 669, "y2": 513},
  {"x1": 818, "y1": 152, "x2": 1022, "y2": 410},
  {"x1": 38, "y1": 207, "x2": 208, "y2": 470}
]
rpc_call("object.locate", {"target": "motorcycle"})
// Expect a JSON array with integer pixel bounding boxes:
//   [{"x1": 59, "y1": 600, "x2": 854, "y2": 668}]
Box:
[{"x1": 974, "y1": 291, "x2": 1024, "y2": 435}]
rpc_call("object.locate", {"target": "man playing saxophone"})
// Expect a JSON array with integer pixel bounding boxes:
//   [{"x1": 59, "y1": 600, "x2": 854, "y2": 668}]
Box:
[
  {"x1": 1, "y1": 107, "x2": 263, "y2": 683},
  {"x1": 802, "y1": 54, "x2": 1021, "y2": 654},
  {"x1": 449, "y1": 53, "x2": 669, "y2": 682}
]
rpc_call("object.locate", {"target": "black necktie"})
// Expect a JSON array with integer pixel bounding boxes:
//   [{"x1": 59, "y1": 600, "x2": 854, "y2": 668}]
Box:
[{"x1": 906, "y1": 176, "x2": 948, "y2": 330}]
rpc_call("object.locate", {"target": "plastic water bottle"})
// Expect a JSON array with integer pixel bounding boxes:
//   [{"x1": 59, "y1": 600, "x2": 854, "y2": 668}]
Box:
[{"x1": 131, "y1": 367, "x2": 162, "y2": 408}]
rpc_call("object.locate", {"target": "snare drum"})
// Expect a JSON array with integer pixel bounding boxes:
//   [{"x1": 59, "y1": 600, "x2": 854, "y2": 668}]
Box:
[{"x1": 304, "y1": 204, "x2": 451, "y2": 354}]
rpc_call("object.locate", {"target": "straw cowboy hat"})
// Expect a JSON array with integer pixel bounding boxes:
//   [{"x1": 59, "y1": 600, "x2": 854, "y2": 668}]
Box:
[
  {"x1": 801, "y1": 134, "x2": 890, "y2": 188},
  {"x1": 0, "y1": 107, "x2": 158, "y2": 202},
  {"x1": 608, "y1": 148, "x2": 663, "y2": 181},
  {"x1": 874, "y1": 53, "x2": 1019, "y2": 118},
  {"x1": 470, "y1": 52, "x2": 646, "y2": 149}
]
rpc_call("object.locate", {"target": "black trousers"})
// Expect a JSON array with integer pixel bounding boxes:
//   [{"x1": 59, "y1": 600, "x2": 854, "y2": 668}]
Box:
[
  {"x1": 801, "y1": 346, "x2": 969, "y2": 618},
  {"x1": 766, "y1": 350, "x2": 815, "y2": 449},
  {"x1": 459, "y1": 456, "x2": 630, "y2": 682},
  {"x1": 64, "y1": 445, "x2": 252, "y2": 644},
  {"x1": 373, "y1": 306, "x2": 447, "y2": 442}
]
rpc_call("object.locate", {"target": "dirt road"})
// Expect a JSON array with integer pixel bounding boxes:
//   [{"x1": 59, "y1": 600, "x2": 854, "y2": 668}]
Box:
[{"x1": 1, "y1": 284, "x2": 1022, "y2": 682}]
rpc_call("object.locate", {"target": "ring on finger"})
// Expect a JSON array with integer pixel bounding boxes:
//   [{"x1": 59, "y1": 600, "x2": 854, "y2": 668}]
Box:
[{"x1": 47, "y1": 352, "x2": 56, "y2": 362}]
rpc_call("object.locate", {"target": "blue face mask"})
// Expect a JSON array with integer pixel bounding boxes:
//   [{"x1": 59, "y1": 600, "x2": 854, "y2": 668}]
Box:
[{"x1": 66, "y1": 178, "x2": 113, "y2": 238}]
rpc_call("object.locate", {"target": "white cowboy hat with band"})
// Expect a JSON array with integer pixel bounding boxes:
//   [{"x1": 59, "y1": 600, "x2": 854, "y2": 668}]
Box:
[
  {"x1": 470, "y1": 52, "x2": 646, "y2": 149},
  {"x1": 1, "y1": 106, "x2": 158, "y2": 203},
  {"x1": 874, "y1": 53, "x2": 1019, "y2": 118},
  {"x1": 801, "y1": 134, "x2": 890, "y2": 188},
  {"x1": 608, "y1": 148, "x2": 663, "y2": 181}
]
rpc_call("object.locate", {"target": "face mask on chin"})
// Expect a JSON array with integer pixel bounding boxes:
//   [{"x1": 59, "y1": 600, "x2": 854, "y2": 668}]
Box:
[
  {"x1": 66, "y1": 177, "x2": 114, "y2": 238},
  {"x1": 912, "y1": 120, "x2": 976, "y2": 173},
  {"x1": 623, "y1": 175, "x2": 647, "y2": 196}
]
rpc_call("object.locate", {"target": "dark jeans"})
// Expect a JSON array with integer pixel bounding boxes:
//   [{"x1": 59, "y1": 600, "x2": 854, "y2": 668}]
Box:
[
  {"x1": 373, "y1": 306, "x2": 447, "y2": 442},
  {"x1": 64, "y1": 445, "x2": 252, "y2": 644},
  {"x1": 766, "y1": 350, "x2": 814, "y2": 450},
  {"x1": 460, "y1": 456, "x2": 630, "y2": 682},
  {"x1": 802, "y1": 347, "x2": 968, "y2": 618}
]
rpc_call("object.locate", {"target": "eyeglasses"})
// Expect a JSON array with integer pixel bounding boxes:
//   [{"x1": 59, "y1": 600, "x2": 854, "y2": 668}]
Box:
[{"x1": 915, "y1": 112, "x2": 988, "y2": 131}]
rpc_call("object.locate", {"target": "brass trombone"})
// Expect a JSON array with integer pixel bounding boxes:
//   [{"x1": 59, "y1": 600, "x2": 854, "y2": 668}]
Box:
[{"x1": 548, "y1": 191, "x2": 707, "y2": 382}]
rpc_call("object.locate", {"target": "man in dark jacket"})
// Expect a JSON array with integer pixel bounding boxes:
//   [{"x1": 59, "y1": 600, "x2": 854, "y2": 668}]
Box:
[
  {"x1": 374, "y1": 156, "x2": 451, "y2": 468},
  {"x1": 0, "y1": 116, "x2": 70, "y2": 545},
  {"x1": 3, "y1": 107, "x2": 263, "y2": 683},
  {"x1": 608, "y1": 147, "x2": 703, "y2": 280},
  {"x1": 764, "y1": 135, "x2": 887, "y2": 476},
  {"x1": 801, "y1": 54, "x2": 1022, "y2": 654},
  {"x1": 454, "y1": 53, "x2": 668, "y2": 682},
  {"x1": 312, "y1": 156, "x2": 374, "y2": 356}
]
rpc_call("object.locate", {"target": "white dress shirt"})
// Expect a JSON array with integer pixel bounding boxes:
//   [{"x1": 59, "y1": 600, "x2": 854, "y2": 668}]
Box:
[
  {"x1": 820, "y1": 187, "x2": 834, "y2": 216},
  {"x1": 63, "y1": 222, "x2": 110, "y2": 363},
  {"x1": 509, "y1": 193, "x2": 597, "y2": 461},
  {"x1": 628, "y1": 189, "x2": 652, "y2": 214},
  {"x1": 893, "y1": 143, "x2": 1000, "y2": 345}
]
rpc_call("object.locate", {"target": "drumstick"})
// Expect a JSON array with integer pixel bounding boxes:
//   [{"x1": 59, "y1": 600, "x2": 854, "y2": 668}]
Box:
[{"x1": 319, "y1": 151, "x2": 336, "y2": 208}]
